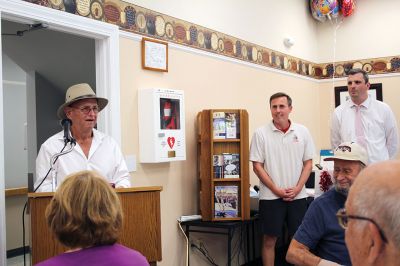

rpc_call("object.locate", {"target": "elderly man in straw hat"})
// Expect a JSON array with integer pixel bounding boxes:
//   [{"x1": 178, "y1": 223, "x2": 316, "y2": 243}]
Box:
[{"x1": 35, "y1": 83, "x2": 131, "y2": 192}]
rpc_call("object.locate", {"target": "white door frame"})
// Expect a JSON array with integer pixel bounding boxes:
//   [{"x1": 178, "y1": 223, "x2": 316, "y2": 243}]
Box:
[{"x1": 0, "y1": 0, "x2": 121, "y2": 263}]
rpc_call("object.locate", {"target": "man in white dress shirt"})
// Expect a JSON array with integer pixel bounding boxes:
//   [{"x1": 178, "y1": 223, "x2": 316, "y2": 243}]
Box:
[
  {"x1": 331, "y1": 68, "x2": 398, "y2": 163},
  {"x1": 35, "y1": 83, "x2": 131, "y2": 192}
]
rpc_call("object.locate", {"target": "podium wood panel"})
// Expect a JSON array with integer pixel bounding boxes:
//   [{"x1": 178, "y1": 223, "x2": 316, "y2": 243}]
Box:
[{"x1": 29, "y1": 187, "x2": 162, "y2": 264}]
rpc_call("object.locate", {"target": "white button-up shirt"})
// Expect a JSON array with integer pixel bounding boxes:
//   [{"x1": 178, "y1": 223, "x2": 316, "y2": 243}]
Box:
[
  {"x1": 35, "y1": 129, "x2": 131, "y2": 192},
  {"x1": 331, "y1": 97, "x2": 399, "y2": 164}
]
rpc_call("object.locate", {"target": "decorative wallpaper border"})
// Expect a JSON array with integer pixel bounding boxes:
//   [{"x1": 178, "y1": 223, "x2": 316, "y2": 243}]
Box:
[{"x1": 26, "y1": 0, "x2": 400, "y2": 79}]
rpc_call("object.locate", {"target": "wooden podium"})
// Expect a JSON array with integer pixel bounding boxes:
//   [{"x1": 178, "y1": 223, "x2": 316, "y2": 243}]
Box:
[{"x1": 29, "y1": 186, "x2": 162, "y2": 265}]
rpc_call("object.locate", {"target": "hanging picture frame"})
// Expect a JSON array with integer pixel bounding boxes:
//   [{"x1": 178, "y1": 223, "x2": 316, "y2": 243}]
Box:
[
  {"x1": 141, "y1": 37, "x2": 168, "y2": 72},
  {"x1": 334, "y1": 83, "x2": 382, "y2": 107}
]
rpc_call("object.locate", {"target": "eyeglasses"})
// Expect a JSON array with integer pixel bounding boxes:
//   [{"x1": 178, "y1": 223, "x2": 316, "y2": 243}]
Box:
[
  {"x1": 336, "y1": 208, "x2": 388, "y2": 243},
  {"x1": 73, "y1": 105, "x2": 99, "y2": 114}
]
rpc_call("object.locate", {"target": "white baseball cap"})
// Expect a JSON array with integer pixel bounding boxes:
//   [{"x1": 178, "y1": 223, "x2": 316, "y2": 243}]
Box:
[{"x1": 324, "y1": 142, "x2": 368, "y2": 166}]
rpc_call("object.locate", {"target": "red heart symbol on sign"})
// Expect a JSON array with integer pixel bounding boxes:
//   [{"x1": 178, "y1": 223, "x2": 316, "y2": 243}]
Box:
[{"x1": 167, "y1": 137, "x2": 175, "y2": 149}]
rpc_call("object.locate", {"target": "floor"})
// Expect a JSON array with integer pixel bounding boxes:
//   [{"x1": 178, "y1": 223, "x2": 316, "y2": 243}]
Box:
[{"x1": 7, "y1": 254, "x2": 30, "y2": 266}]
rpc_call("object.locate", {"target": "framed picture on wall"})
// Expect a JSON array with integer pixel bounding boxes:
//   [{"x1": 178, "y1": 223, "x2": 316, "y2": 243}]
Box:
[
  {"x1": 334, "y1": 83, "x2": 382, "y2": 107},
  {"x1": 141, "y1": 37, "x2": 168, "y2": 72}
]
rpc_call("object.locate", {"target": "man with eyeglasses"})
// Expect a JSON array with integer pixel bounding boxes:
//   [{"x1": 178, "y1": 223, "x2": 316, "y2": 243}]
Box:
[
  {"x1": 35, "y1": 83, "x2": 131, "y2": 192},
  {"x1": 286, "y1": 142, "x2": 367, "y2": 266},
  {"x1": 343, "y1": 160, "x2": 400, "y2": 266}
]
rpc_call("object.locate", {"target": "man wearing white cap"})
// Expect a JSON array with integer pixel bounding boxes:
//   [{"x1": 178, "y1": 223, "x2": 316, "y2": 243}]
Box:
[
  {"x1": 35, "y1": 83, "x2": 131, "y2": 192},
  {"x1": 286, "y1": 142, "x2": 367, "y2": 266}
]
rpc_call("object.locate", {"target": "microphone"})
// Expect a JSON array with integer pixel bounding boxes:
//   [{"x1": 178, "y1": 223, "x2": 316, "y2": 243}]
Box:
[{"x1": 61, "y1": 118, "x2": 72, "y2": 144}]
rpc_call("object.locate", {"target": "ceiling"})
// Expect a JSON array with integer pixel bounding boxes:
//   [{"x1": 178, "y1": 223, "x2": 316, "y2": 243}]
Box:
[{"x1": 1, "y1": 19, "x2": 96, "y2": 93}]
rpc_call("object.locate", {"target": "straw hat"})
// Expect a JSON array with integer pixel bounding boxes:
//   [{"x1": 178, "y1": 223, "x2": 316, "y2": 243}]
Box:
[{"x1": 57, "y1": 83, "x2": 108, "y2": 119}]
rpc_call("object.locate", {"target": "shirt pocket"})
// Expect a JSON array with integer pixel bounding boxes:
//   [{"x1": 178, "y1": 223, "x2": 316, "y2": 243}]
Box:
[
  {"x1": 365, "y1": 118, "x2": 384, "y2": 140},
  {"x1": 285, "y1": 133, "x2": 305, "y2": 156},
  {"x1": 340, "y1": 119, "x2": 354, "y2": 141}
]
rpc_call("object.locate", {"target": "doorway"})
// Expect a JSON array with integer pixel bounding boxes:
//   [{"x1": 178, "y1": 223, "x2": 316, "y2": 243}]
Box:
[
  {"x1": 2, "y1": 18, "x2": 96, "y2": 260},
  {"x1": 0, "y1": 1, "x2": 121, "y2": 264}
]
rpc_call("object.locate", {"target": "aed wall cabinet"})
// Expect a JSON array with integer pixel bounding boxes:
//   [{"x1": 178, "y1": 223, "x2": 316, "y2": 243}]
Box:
[{"x1": 138, "y1": 88, "x2": 186, "y2": 163}]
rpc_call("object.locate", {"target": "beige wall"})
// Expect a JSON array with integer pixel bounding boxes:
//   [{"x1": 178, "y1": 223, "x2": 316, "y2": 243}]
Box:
[
  {"x1": 126, "y1": 0, "x2": 319, "y2": 62},
  {"x1": 120, "y1": 36, "x2": 320, "y2": 265},
  {"x1": 120, "y1": 36, "x2": 400, "y2": 265},
  {"x1": 5, "y1": 1, "x2": 400, "y2": 264},
  {"x1": 317, "y1": 0, "x2": 400, "y2": 62},
  {"x1": 125, "y1": 0, "x2": 400, "y2": 63},
  {"x1": 5, "y1": 196, "x2": 29, "y2": 250}
]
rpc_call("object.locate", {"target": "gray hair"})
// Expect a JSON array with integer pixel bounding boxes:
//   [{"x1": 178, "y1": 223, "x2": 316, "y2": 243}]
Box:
[{"x1": 352, "y1": 182, "x2": 400, "y2": 248}]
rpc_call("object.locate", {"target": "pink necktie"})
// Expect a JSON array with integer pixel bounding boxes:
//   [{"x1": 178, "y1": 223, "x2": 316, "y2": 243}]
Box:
[{"x1": 355, "y1": 105, "x2": 366, "y2": 148}]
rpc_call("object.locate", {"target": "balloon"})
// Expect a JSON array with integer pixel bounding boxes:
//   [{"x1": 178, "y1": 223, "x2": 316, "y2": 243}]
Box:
[
  {"x1": 310, "y1": 0, "x2": 326, "y2": 22},
  {"x1": 341, "y1": 0, "x2": 355, "y2": 17},
  {"x1": 330, "y1": 2, "x2": 340, "y2": 18},
  {"x1": 310, "y1": 0, "x2": 340, "y2": 22}
]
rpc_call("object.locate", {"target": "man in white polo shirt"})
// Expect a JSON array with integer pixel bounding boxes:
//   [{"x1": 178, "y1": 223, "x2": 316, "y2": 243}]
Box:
[{"x1": 250, "y1": 92, "x2": 315, "y2": 266}]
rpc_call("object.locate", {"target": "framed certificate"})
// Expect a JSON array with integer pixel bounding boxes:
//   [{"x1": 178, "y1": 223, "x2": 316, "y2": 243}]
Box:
[
  {"x1": 141, "y1": 37, "x2": 168, "y2": 72},
  {"x1": 334, "y1": 83, "x2": 382, "y2": 107}
]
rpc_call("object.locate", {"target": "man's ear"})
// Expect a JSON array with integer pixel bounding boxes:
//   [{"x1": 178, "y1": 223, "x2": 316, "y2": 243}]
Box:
[
  {"x1": 64, "y1": 107, "x2": 72, "y2": 119},
  {"x1": 367, "y1": 222, "x2": 384, "y2": 264}
]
